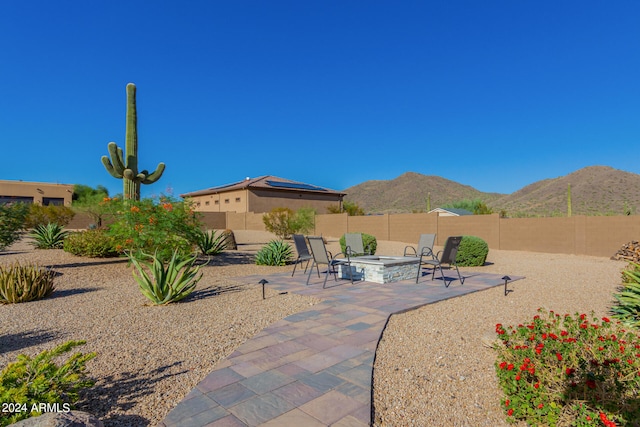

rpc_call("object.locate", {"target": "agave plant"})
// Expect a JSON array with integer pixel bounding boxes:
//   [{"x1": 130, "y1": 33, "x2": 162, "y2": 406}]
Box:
[
  {"x1": 255, "y1": 240, "x2": 293, "y2": 266},
  {"x1": 128, "y1": 249, "x2": 202, "y2": 305},
  {"x1": 611, "y1": 263, "x2": 640, "y2": 327},
  {"x1": 193, "y1": 228, "x2": 228, "y2": 256},
  {"x1": 29, "y1": 222, "x2": 69, "y2": 249},
  {"x1": 0, "y1": 263, "x2": 56, "y2": 304}
]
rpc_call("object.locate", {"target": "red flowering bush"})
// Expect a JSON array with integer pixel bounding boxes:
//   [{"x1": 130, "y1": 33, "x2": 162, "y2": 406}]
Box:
[
  {"x1": 103, "y1": 196, "x2": 202, "y2": 261},
  {"x1": 494, "y1": 308, "x2": 640, "y2": 426}
]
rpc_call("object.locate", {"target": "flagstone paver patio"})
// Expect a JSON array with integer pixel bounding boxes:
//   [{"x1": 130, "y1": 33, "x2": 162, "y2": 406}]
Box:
[{"x1": 159, "y1": 268, "x2": 523, "y2": 427}]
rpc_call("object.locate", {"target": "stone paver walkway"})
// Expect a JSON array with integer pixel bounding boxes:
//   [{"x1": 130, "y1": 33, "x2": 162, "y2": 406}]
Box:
[{"x1": 160, "y1": 268, "x2": 523, "y2": 427}]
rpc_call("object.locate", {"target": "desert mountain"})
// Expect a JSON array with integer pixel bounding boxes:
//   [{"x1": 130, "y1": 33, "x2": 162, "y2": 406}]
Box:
[{"x1": 343, "y1": 166, "x2": 640, "y2": 217}]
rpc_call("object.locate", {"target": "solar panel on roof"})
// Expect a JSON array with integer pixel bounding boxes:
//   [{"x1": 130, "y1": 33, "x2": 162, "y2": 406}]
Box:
[{"x1": 265, "y1": 180, "x2": 327, "y2": 191}]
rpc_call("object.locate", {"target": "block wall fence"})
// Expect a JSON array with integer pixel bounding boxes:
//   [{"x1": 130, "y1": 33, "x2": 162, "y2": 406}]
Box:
[
  {"x1": 214, "y1": 212, "x2": 640, "y2": 258},
  {"x1": 67, "y1": 211, "x2": 639, "y2": 257}
]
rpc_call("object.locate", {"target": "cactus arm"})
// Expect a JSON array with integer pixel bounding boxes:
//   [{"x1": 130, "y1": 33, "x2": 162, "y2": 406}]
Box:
[
  {"x1": 101, "y1": 156, "x2": 121, "y2": 178},
  {"x1": 141, "y1": 163, "x2": 165, "y2": 184},
  {"x1": 108, "y1": 142, "x2": 127, "y2": 173}
]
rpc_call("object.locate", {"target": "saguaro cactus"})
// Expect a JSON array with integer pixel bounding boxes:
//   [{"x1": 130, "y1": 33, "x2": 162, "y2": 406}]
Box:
[{"x1": 101, "y1": 83, "x2": 165, "y2": 200}]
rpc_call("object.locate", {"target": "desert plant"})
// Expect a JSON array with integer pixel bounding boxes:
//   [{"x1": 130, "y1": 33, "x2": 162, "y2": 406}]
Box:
[
  {"x1": 29, "y1": 223, "x2": 69, "y2": 249},
  {"x1": 339, "y1": 233, "x2": 377, "y2": 256},
  {"x1": 105, "y1": 196, "x2": 201, "y2": 262},
  {"x1": 0, "y1": 340, "x2": 96, "y2": 427},
  {"x1": 128, "y1": 249, "x2": 202, "y2": 305},
  {"x1": 63, "y1": 229, "x2": 120, "y2": 258},
  {"x1": 101, "y1": 83, "x2": 165, "y2": 201},
  {"x1": 611, "y1": 262, "x2": 640, "y2": 327},
  {"x1": 494, "y1": 309, "x2": 640, "y2": 426},
  {"x1": 0, "y1": 202, "x2": 29, "y2": 250},
  {"x1": 0, "y1": 263, "x2": 55, "y2": 304},
  {"x1": 255, "y1": 240, "x2": 293, "y2": 266},
  {"x1": 263, "y1": 208, "x2": 295, "y2": 239},
  {"x1": 456, "y1": 235, "x2": 489, "y2": 266},
  {"x1": 194, "y1": 228, "x2": 228, "y2": 256},
  {"x1": 24, "y1": 204, "x2": 75, "y2": 229},
  {"x1": 290, "y1": 207, "x2": 316, "y2": 235}
]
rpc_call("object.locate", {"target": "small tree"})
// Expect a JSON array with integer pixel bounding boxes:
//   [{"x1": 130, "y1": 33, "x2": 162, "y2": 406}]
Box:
[
  {"x1": 0, "y1": 203, "x2": 29, "y2": 250},
  {"x1": 343, "y1": 201, "x2": 365, "y2": 216},
  {"x1": 263, "y1": 207, "x2": 317, "y2": 239}
]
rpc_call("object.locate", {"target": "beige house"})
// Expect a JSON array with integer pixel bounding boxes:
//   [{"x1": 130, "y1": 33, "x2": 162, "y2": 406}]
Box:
[
  {"x1": 181, "y1": 176, "x2": 346, "y2": 214},
  {"x1": 428, "y1": 207, "x2": 474, "y2": 217},
  {"x1": 0, "y1": 180, "x2": 74, "y2": 206}
]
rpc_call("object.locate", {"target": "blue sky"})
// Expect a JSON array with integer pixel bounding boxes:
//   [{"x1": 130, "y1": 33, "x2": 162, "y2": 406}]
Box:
[{"x1": 2, "y1": 1, "x2": 639, "y2": 198}]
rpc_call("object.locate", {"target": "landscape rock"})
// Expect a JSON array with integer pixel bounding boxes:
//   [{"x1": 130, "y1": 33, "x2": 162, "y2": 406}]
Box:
[{"x1": 10, "y1": 411, "x2": 103, "y2": 427}]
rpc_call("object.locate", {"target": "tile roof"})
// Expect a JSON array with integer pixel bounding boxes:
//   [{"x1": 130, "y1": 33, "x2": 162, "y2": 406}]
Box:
[{"x1": 180, "y1": 176, "x2": 346, "y2": 198}]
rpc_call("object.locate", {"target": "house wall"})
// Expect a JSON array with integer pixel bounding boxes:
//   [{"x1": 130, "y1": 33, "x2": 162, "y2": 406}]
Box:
[
  {"x1": 0, "y1": 180, "x2": 74, "y2": 206},
  {"x1": 188, "y1": 189, "x2": 248, "y2": 212}
]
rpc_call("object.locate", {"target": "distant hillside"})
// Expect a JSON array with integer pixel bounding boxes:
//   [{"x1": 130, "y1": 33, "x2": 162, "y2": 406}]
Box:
[
  {"x1": 343, "y1": 172, "x2": 505, "y2": 214},
  {"x1": 343, "y1": 166, "x2": 640, "y2": 217}
]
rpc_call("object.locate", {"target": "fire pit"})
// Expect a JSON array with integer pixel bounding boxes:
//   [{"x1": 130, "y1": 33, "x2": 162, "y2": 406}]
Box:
[{"x1": 338, "y1": 255, "x2": 420, "y2": 284}]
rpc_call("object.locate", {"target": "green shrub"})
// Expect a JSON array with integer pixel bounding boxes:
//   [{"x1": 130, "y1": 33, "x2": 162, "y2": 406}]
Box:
[
  {"x1": 0, "y1": 263, "x2": 55, "y2": 304},
  {"x1": 193, "y1": 229, "x2": 228, "y2": 256},
  {"x1": 24, "y1": 204, "x2": 75, "y2": 229},
  {"x1": 290, "y1": 207, "x2": 315, "y2": 235},
  {"x1": 0, "y1": 340, "x2": 96, "y2": 427},
  {"x1": 494, "y1": 309, "x2": 640, "y2": 426},
  {"x1": 104, "y1": 196, "x2": 201, "y2": 262},
  {"x1": 611, "y1": 262, "x2": 640, "y2": 327},
  {"x1": 0, "y1": 202, "x2": 29, "y2": 250},
  {"x1": 129, "y1": 249, "x2": 202, "y2": 305},
  {"x1": 255, "y1": 240, "x2": 293, "y2": 266},
  {"x1": 63, "y1": 229, "x2": 120, "y2": 258},
  {"x1": 455, "y1": 235, "x2": 488, "y2": 266},
  {"x1": 29, "y1": 223, "x2": 69, "y2": 249},
  {"x1": 263, "y1": 207, "x2": 316, "y2": 239},
  {"x1": 338, "y1": 233, "x2": 377, "y2": 256}
]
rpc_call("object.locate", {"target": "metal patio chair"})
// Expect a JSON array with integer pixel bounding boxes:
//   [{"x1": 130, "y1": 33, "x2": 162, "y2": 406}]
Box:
[
  {"x1": 403, "y1": 233, "x2": 436, "y2": 258},
  {"x1": 416, "y1": 235, "x2": 464, "y2": 287},
  {"x1": 344, "y1": 233, "x2": 372, "y2": 257},
  {"x1": 291, "y1": 234, "x2": 313, "y2": 276},
  {"x1": 306, "y1": 236, "x2": 354, "y2": 288}
]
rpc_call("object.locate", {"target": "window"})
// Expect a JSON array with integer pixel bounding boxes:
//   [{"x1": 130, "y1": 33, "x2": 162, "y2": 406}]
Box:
[
  {"x1": 214, "y1": 200, "x2": 219, "y2": 205},
  {"x1": 235, "y1": 197, "x2": 241, "y2": 202},
  {"x1": 224, "y1": 199, "x2": 230, "y2": 204},
  {"x1": 205, "y1": 201, "x2": 210, "y2": 206},
  {"x1": 43, "y1": 197, "x2": 64, "y2": 206}
]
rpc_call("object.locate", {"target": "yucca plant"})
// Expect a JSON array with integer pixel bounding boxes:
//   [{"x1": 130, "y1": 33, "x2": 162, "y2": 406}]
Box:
[
  {"x1": 193, "y1": 228, "x2": 228, "y2": 256},
  {"x1": 0, "y1": 263, "x2": 55, "y2": 304},
  {"x1": 29, "y1": 223, "x2": 69, "y2": 249},
  {"x1": 128, "y1": 249, "x2": 202, "y2": 305},
  {"x1": 0, "y1": 340, "x2": 96, "y2": 427},
  {"x1": 611, "y1": 262, "x2": 640, "y2": 327},
  {"x1": 255, "y1": 240, "x2": 293, "y2": 266}
]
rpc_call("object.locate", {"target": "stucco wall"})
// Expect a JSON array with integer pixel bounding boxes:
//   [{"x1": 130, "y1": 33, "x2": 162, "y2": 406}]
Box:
[{"x1": 0, "y1": 180, "x2": 74, "y2": 206}]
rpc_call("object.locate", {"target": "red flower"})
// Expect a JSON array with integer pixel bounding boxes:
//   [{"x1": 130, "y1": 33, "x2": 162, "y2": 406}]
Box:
[
  {"x1": 507, "y1": 409, "x2": 513, "y2": 416},
  {"x1": 556, "y1": 353, "x2": 563, "y2": 361},
  {"x1": 566, "y1": 368, "x2": 575, "y2": 376},
  {"x1": 534, "y1": 382, "x2": 540, "y2": 389},
  {"x1": 602, "y1": 317, "x2": 610, "y2": 323},
  {"x1": 507, "y1": 363, "x2": 514, "y2": 371},
  {"x1": 515, "y1": 374, "x2": 521, "y2": 381},
  {"x1": 499, "y1": 361, "x2": 507, "y2": 369},
  {"x1": 538, "y1": 403, "x2": 544, "y2": 409}
]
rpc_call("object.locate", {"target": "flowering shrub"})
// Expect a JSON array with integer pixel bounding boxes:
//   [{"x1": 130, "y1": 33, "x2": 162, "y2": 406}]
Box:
[
  {"x1": 103, "y1": 196, "x2": 202, "y2": 261},
  {"x1": 494, "y1": 308, "x2": 640, "y2": 426},
  {"x1": 0, "y1": 202, "x2": 29, "y2": 250}
]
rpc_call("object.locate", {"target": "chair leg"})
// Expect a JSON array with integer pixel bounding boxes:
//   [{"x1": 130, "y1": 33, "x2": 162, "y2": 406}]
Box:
[
  {"x1": 306, "y1": 261, "x2": 316, "y2": 286},
  {"x1": 292, "y1": 257, "x2": 300, "y2": 276},
  {"x1": 454, "y1": 263, "x2": 464, "y2": 284},
  {"x1": 322, "y1": 265, "x2": 331, "y2": 288},
  {"x1": 302, "y1": 259, "x2": 310, "y2": 274}
]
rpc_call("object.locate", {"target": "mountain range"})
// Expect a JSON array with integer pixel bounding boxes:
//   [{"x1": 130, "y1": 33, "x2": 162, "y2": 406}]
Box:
[{"x1": 342, "y1": 166, "x2": 640, "y2": 217}]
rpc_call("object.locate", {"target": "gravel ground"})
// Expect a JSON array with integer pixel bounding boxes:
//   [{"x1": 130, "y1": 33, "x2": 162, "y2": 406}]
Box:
[{"x1": 0, "y1": 233, "x2": 627, "y2": 426}]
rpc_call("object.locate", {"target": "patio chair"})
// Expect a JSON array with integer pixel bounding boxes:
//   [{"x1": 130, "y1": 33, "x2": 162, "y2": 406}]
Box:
[
  {"x1": 403, "y1": 233, "x2": 436, "y2": 258},
  {"x1": 306, "y1": 236, "x2": 354, "y2": 288},
  {"x1": 291, "y1": 234, "x2": 313, "y2": 276},
  {"x1": 344, "y1": 233, "x2": 372, "y2": 257},
  {"x1": 416, "y1": 235, "x2": 464, "y2": 287}
]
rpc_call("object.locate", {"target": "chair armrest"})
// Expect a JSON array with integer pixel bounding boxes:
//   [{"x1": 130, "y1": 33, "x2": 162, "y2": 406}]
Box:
[{"x1": 404, "y1": 245, "x2": 417, "y2": 256}]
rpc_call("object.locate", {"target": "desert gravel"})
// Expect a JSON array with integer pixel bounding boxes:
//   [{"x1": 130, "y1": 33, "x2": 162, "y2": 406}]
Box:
[{"x1": 0, "y1": 232, "x2": 627, "y2": 426}]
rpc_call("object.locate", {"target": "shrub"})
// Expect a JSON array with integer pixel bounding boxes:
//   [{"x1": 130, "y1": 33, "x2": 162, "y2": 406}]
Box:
[
  {"x1": 455, "y1": 235, "x2": 488, "y2": 266},
  {"x1": 611, "y1": 262, "x2": 640, "y2": 327},
  {"x1": 63, "y1": 229, "x2": 120, "y2": 258},
  {"x1": 263, "y1": 208, "x2": 295, "y2": 239},
  {"x1": 193, "y1": 228, "x2": 228, "y2": 256},
  {"x1": 24, "y1": 204, "x2": 75, "y2": 229},
  {"x1": 128, "y1": 249, "x2": 202, "y2": 305},
  {"x1": 339, "y1": 233, "x2": 377, "y2": 256},
  {"x1": 494, "y1": 308, "x2": 640, "y2": 426},
  {"x1": 222, "y1": 229, "x2": 237, "y2": 250},
  {"x1": 255, "y1": 240, "x2": 293, "y2": 266},
  {"x1": 0, "y1": 202, "x2": 29, "y2": 250},
  {"x1": 0, "y1": 263, "x2": 55, "y2": 304},
  {"x1": 104, "y1": 196, "x2": 202, "y2": 262},
  {"x1": 29, "y1": 223, "x2": 69, "y2": 249},
  {"x1": 0, "y1": 340, "x2": 96, "y2": 427},
  {"x1": 290, "y1": 207, "x2": 315, "y2": 235}
]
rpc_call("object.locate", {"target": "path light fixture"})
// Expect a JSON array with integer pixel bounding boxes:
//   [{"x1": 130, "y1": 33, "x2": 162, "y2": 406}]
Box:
[
  {"x1": 259, "y1": 279, "x2": 268, "y2": 300},
  {"x1": 502, "y1": 275, "x2": 512, "y2": 296}
]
